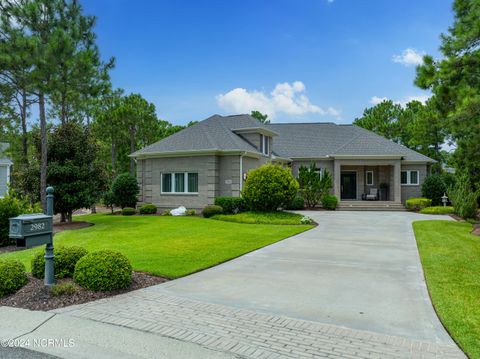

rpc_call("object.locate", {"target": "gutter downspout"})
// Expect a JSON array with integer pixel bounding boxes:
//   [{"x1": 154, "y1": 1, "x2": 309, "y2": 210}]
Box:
[{"x1": 239, "y1": 152, "x2": 247, "y2": 193}]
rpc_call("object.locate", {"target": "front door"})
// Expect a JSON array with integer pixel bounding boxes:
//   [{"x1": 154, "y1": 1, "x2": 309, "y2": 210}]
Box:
[{"x1": 341, "y1": 172, "x2": 357, "y2": 200}]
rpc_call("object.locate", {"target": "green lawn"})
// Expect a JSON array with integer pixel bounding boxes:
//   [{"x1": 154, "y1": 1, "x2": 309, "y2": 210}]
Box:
[
  {"x1": 211, "y1": 211, "x2": 307, "y2": 225},
  {"x1": 0, "y1": 214, "x2": 312, "y2": 279},
  {"x1": 413, "y1": 220, "x2": 480, "y2": 358}
]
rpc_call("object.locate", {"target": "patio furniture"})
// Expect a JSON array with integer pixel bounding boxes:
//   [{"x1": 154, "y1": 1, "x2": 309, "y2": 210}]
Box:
[{"x1": 363, "y1": 188, "x2": 378, "y2": 201}]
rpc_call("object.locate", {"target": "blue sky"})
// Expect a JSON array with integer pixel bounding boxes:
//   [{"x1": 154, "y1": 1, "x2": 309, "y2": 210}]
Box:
[{"x1": 82, "y1": 0, "x2": 453, "y2": 125}]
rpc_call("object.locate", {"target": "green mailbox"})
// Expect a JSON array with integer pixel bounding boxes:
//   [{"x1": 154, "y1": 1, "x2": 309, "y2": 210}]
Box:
[{"x1": 9, "y1": 213, "x2": 53, "y2": 248}]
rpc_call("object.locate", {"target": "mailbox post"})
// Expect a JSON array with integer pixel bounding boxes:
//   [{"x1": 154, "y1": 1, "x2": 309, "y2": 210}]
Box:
[
  {"x1": 45, "y1": 187, "x2": 55, "y2": 286},
  {"x1": 9, "y1": 187, "x2": 55, "y2": 287}
]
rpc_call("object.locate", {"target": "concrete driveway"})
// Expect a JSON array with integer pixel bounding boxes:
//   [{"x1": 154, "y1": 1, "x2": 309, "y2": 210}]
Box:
[{"x1": 157, "y1": 211, "x2": 454, "y2": 344}]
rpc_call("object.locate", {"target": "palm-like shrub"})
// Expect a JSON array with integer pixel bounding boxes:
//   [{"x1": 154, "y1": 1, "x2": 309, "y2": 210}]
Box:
[{"x1": 448, "y1": 174, "x2": 478, "y2": 219}]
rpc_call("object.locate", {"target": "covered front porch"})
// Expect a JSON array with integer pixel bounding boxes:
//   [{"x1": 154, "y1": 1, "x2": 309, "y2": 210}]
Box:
[{"x1": 333, "y1": 158, "x2": 402, "y2": 205}]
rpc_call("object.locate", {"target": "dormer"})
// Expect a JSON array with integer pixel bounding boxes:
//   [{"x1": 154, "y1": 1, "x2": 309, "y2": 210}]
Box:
[{"x1": 232, "y1": 127, "x2": 279, "y2": 156}]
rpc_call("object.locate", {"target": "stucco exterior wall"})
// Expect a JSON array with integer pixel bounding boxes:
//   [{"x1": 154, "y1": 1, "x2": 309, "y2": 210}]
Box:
[
  {"x1": 400, "y1": 164, "x2": 427, "y2": 202},
  {"x1": 137, "y1": 154, "x2": 268, "y2": 210},
  {"x1": 137, "y1": 155, "x2": 218, "y2": 210}
]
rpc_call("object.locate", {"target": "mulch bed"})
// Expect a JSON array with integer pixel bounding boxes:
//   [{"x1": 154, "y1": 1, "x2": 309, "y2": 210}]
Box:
[{"x1": 0, "y1": 272, "x2": 168, "y2": 311}]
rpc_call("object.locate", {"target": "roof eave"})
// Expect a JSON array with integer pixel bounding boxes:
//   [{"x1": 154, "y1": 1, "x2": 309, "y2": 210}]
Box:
[
  {"x1": 130, "y1": 149, "x2": 263, "y2": 159},
  {"x1": 232, "y1": 127, "x2": 279, "y2": 137},
  {"x1": 328, "y1": 154, "x2": 404, "y2": 160}
]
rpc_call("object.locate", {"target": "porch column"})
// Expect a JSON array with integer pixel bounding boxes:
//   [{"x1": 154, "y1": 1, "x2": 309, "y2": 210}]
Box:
[
  {"x1": 334, "y1": 160, "x2": 341, "y2": 199},
  {"x1": 393, "y1": 161, "x2": 401, "y2": 203}
]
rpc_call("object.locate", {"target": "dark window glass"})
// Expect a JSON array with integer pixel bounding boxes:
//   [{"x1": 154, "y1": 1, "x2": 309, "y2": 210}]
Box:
[
  {"x1": 188, "y1": 173, "x2": 198, "y2": 192},
  {"x1": 174, "y1": 173, "x2": 185, "y2": 192},
  {"x1": 401, "y1": 171, "x2": 407, "y2": 184},
  {"x1": 410, "y1": 171, "x2": 418, "y2": 184},
  {"x1": 162, "y1": 173, "x2": 172, "y2": 192}
]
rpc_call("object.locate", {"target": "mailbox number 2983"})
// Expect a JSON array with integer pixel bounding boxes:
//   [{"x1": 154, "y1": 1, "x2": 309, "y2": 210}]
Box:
[{"x1": 30, "y1": 222, "x2": 45, "y2": 231}]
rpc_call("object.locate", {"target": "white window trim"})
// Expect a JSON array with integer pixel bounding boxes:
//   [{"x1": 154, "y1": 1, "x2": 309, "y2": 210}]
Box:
[
  {"x1": 401, "y1": 170, "x2": 419, "y2": 186},
  {"x1": 365, "y1": 170, "x2": 374, "y2": 186},
  {"x1": 161, "y1": 172, "x2": 199, "y2": 195}
]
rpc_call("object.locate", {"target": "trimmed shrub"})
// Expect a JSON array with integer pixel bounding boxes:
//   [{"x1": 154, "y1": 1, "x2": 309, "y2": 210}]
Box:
[
  {"x1": 111, "y1": 173, "x2": 139, "y2": 209},
  {"x1": 139, "y1": 204, "x2": 157, "y2": 215},
  {"x1": 406, "y1": 198, "x2": 432, "y2": 211},
  {"x1": 419, "y1": 206, "x2": 454, "y2": 215},
  {"x1": 422, "y1": 173, "x2": 456, "y2": 206},
  {"x1": 202, "y1": 205, "x2": 223, "y2": 218},
  {"x1": 0, "y1": 195, "x2": 41, "y2": 246},
  {"x1": 74, "y1": 250, "x2": 132, "y2": 291},
  {"x1": 214, "y1": 197, "x2": 246, "y2": 214},
  {"x1": 161, "y1": 209, "x2": 172, "y2": 216},
  {"x1": 186, "y1": 209, "x2": 196, "y2": 216},
  {"x1": 122, "y1": 207, "x2": 136, "y2": 216},
  {"x1": 0, "y1": 259, "x2": 28, "y2": 297},
  {"x1": 449, "y1": 174, "x2": 479, "y2": 219},
  {"x1": 286, "y1": 196, "x2": 305, "y2": 210},
  {"x1": 321, "y1": 195, "x2": 338, "y2": 210},
  {"x1": 242, "y1": 164, "x2": 299, "y2": 212},
  {"x1": 32, "y1": 246, "x2": 88, "y2": 279},
  {"x1": 50, "y1": 282, "x2": 78, "y2": 297}
]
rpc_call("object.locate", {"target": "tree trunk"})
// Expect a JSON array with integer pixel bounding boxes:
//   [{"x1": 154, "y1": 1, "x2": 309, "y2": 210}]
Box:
[
  {"x1": 129, "y1": 126, "x2": 135, "y2": 176},
  {"x1": 111, "y1": 140, "x2": 116, "y2": 174},
  {"x1": 60, "y1": 213, "x2": 66, "y2": 223},
  {"x1": 21, "y1": 89, "x2": 28, "y2": 165},
  {"x1": 39, "y1": 92, "x2": 48, "y2": 211}
]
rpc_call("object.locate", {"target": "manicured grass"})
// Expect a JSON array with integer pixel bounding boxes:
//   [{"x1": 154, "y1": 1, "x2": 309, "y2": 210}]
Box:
[
  {"x1": 419, "y1": 206, "x2": 454, "y2": 215},
  {"x1": 0, "y1": 214, "x2": 312, "y2": 279},
  {"x1": 413, "y1": 220, "x2": 480, "y2": 358},
  {"x1": 211, "y1": 211, "x2": 306, "y2": 225}
]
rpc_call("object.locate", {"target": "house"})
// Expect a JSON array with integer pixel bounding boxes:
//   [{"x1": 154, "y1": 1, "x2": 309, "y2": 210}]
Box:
[
  {"x1": 130, "y1": 114, "x2": 435, "y2": 210},
  {"x1": 0, "y1": 143, "x2": 12, "y2": 198}
]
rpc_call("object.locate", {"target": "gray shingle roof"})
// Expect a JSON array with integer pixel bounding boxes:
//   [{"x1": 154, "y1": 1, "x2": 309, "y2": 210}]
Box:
[
  {"x1": 131, "y1": 115, "x2": 265, "y2": 156},
  {"x1": 268, "y1": 123, "x2": 435, "y2": 162},
  {"x1": 132, "y1": 115, "x2": 435, "y2": 163}
]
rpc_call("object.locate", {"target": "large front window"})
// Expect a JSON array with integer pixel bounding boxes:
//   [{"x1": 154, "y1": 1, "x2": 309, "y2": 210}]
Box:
[{"x1": 162, "y1": 172, "x2": 198, "y2": 193}]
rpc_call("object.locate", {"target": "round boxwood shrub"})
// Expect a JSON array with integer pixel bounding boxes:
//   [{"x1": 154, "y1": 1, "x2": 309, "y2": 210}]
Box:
[
  {"x1": 32, "y1": 246, "x2": 88, "y2": 279},
  {"x1": 122, "y1": 207, "x2": 136, "y2": 216},
  {"x1": 74, "y1": 250, "x2": 132, "y2": 291},
  {"x1": 202, "y1": 205, "x2": 223, "y2": 218},
  {"x1": 242, "y1": 164, "x2": 299, "y2": 212},
  {"x1": 139, "y1": 203, "x2": 157, "y2": 215},
  {"x1": 0, "y1": 259, "x2": 28, "y2": 297},
  {"x1": 111, "y1": 173, "x2": 139, "y2": 209},
  {"x1": 322, "y1": 195, "x2": 338, "y2": 210},
  {"x1": 286, "y1": 196, "x2": 305, "y2": 210}
]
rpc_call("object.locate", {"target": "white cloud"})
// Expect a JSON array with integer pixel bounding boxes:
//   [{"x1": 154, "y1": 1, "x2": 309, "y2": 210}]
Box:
[
  {"x1": 392, "y1": 48, "x2": 425, "y2": 67},
  {"x1": 370, "y1": 96, "x2": 388, "y2": 105},
  {"x1": 216, "y1": 81, "x2": 340, "y2": 120},
  {"x1": 369, "y1": 94, "x2": 431, "y2": 107}
]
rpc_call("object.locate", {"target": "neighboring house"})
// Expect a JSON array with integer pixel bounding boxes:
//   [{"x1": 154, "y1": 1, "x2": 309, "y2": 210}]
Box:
[
  {"x1": 0, "y1": 143, "x2": 12, "y2": 198},
  {"x1": 131, "y1": 114, "x2": 435, "y2": 210}
]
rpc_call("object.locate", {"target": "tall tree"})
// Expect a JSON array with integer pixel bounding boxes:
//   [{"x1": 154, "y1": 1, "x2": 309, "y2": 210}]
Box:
[
  {"x1": 354, "y1": 100, "x2": 404, "y2": 143},
  {"x1": 415, "y1": 0, "x2": 480, "y2": 187},
  {"x1": 251, "y1": 110, "x2": 270, "y2": 124}
]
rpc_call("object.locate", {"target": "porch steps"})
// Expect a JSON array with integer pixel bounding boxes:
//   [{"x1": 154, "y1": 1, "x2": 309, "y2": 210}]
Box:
[{"x1": 337, "y1": 201, "x2": 406, "y2": 211}]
